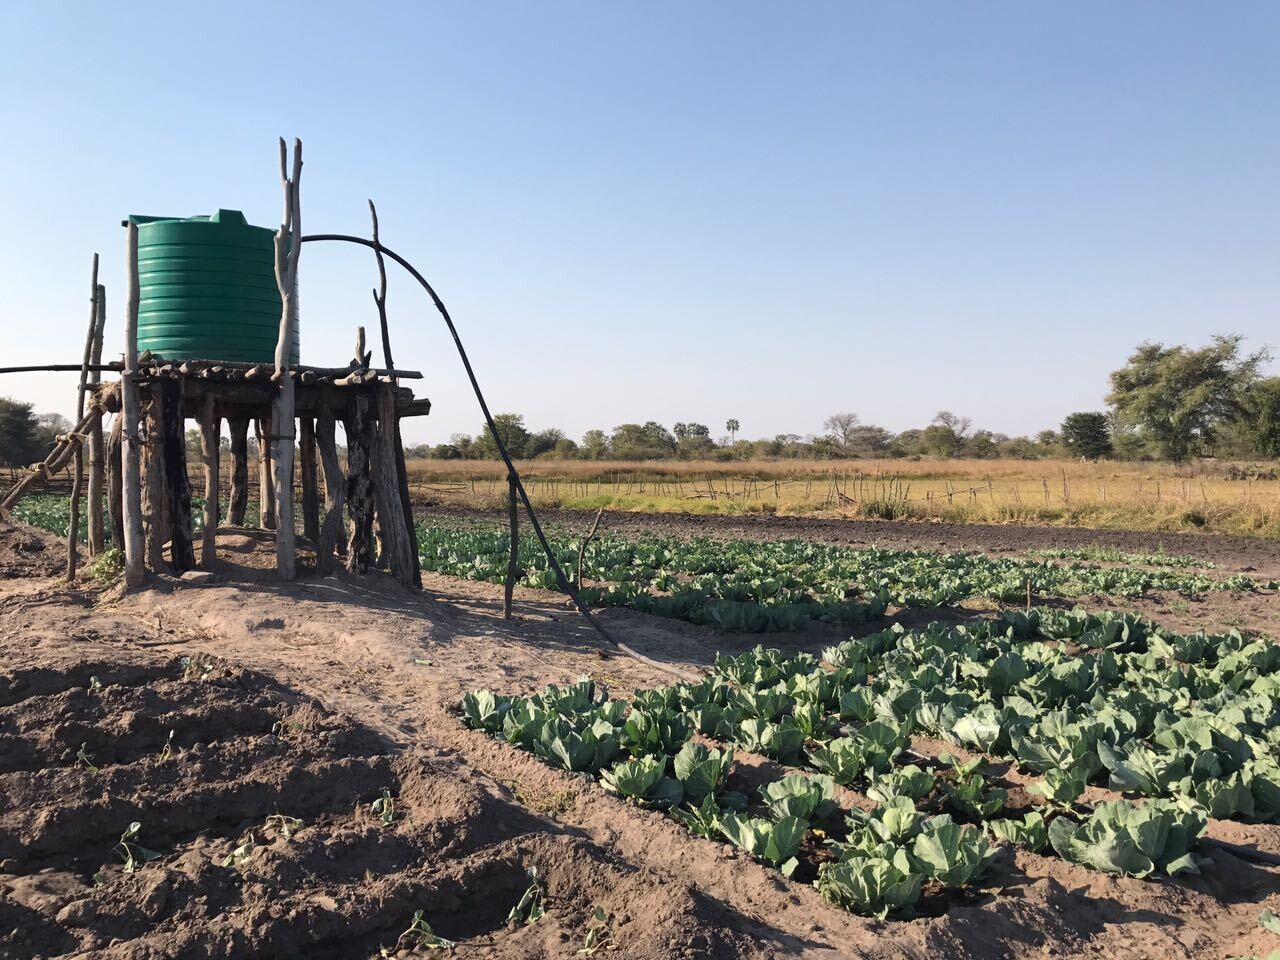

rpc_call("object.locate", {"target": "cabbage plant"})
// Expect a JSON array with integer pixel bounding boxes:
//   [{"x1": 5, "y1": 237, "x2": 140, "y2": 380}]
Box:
[
  {"x1": 911, "y1": 815, "x2": 996, "y2": 888},
  {"x1": 1047, "y1": 799, "x2": 1208, "y2": 877},
  {"x1": 758, "y1": 774, "x2": 839, "y2": 823},
  {"x1": 815, "y1": 849, "x2": 923, "y2": 918},
  {"x1": 717, "y1": 813, "x2": 808, "y2": 876}
]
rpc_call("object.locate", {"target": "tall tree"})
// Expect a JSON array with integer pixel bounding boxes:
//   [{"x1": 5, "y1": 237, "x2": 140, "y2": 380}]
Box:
[
  {"x1": 724, "y1": 418, "x2": 740, "y2": 444},
  {"x1": 1061, "y1": 412, "x2": 1113, "y2": 460},
  {"x1": 1244, "y1": 377, "x2": 1280, "y2": 459},
  {"x1": 580, "y1": 429, "x2": 609, "y2": 460},
  {"x1": 611, "y1": 422, "x2": 676, "y2": 460},
  {"x1": 1107, "y1": 335, "x2": 1268, "y2": 462},
  {"x1": 472, "y1": 413, "x2": 530, "y2": 459},
  {"x1": 0, "y1": 397, "x2": 43, "y2": 467},
  {"x1": 823, "y1": 412, "x2": 861, "y2": 451},
  {"x1": 673, "y1": 422, "x2": 713, "y2": 458}
]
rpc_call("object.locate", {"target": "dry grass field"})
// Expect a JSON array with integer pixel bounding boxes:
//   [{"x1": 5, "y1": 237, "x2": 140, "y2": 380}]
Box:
[{"x1": 405, "y1": 457, "x2": 1280, "y2": 538}]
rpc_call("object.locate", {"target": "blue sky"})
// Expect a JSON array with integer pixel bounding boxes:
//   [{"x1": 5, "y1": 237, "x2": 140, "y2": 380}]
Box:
[{"x1": 1, "y1": 2, "x2": 1276, "y2": 445}]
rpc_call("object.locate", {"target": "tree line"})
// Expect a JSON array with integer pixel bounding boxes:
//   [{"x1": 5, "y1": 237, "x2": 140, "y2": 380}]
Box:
[
  {"x1": 407, "y1": 335, "x2": 1277, "y2": 464},
  {"x1": 1, "y1": 334, "x2": 1275, "y2": 468}
]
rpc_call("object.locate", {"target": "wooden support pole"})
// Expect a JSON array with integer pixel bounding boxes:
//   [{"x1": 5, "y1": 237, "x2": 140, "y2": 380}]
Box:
[
  {"x1": 142, "y1": 388, "x2": 168, "y2": 572},
  {"x1": 87, "y1": 283, "x2": 106, "y2": 555},
  {"x1": 369, "y1": 199, "x2": 394, "y2": 371},
  {"x1": 272, "y1": 137, "x2": 303, "y2": 580},
  {"x1": 299, "y1": 416, "x2": 320, "y2": 541},
  {"x1": 314, "y1": 408, "x2": 346, "y2": 574},
  {"x1": 66, "y1": 435, "x2": 84, "y2": 581},
  {"x1": 255, "y1": 416, "x2": 276, "y2": 530},
  {"x1": 161, "y1": 379, "x2": 194, "y2": 572},
  {"x1": 107, "y1": 412, "x2": 124, "y2": 549},
  {"x1": 67, "y1": 255, "x2": 99, "y2": 581},
  {"x1": 344, "y1": 394, "x2": 375, "y2": 574},
  {"x1": 373, "y1": 384, "x2": 414, "y2": 587},
  {"x1": 199, "y1": 393, "x2": 219, "y2": 568},
  {"x1": 393, "y1": 417, "x2": 421, "y2": 588},
  {"x1": 227, "y1": 415, "x2": 249, "y2": 525},
  {"x1": 504, "y1": 473, "x2": 519, "y2": 619},
  {"x1": 121, "y1": 224, "x2": 145, "y2": 586}
]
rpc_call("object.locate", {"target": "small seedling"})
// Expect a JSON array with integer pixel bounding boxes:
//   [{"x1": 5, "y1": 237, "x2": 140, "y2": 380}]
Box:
[
  {"x1": 158, "y1": 730, "x2": 176, "y2": 762},
  {"x1": 221, "y1": 834, "x2": 255, "y2": 867},
  {"x1": 265, "y1": 814, "x2": 304, "y2": 840},
  {"x1": 76, "y1": 743, "x2": 99, "y2": 774},
  {"x1": 179, "y1": 656, "x2": 215, "y2": 682},
  {"x1": 370, "y1": 788, "x2": 397, "y2": 826},
  {"x1": 578, "y1": 905, "x2": 615, "y2": 955},
  {"x1": 113, "y1": 821, "x2": 162, "y2": 874},
  {"x1": 88, "y1": 676, "x2": 103, "y2": 692},
  {"x1": 391, "y1": 910, "x2": 456, "y2": 951},
  {"x1": 507, "y1": 867, "x2": 546, "y2": 926}
]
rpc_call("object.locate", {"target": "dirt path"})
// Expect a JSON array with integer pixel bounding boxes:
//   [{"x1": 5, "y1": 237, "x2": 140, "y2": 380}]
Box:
[
  {"x1": 1, "y1": 529, "x2": 1279, "y2": 958},
  {"x1": 424, "y1": 505, "x2": 1280, "y2": 577}
]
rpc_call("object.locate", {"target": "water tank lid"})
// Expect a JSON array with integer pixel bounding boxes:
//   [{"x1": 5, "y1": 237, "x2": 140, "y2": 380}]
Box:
[{"x1": 123, "y1": 209, "x2": 252, "y2": 228}]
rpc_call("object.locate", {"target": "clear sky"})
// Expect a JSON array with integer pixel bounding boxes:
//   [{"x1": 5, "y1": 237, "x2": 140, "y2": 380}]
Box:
[{"x1": 1, "y1": 2, "x2": 1276, "y2": 446}]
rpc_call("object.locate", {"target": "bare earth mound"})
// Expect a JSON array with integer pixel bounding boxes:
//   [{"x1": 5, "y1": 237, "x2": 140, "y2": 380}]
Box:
[
  {"x1": 0, "y1": 527, "x2": 1277, "y2": 958},
  {"x1": 0, "y1": 521, "x2": 66, "y2": 579}
]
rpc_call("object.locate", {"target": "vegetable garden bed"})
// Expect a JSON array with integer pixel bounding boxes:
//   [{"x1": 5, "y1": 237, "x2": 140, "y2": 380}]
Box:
[
  {"x1": 463, "y1": 608, "x2": 1280, "y2": 920},
  {"x1": 421, "y1": 525, "x2": 1275, "y2": 633}
]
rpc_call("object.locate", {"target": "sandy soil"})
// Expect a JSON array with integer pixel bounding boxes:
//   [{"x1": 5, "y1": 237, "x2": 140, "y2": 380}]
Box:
[{"x1": 1, "y1": 525, "x2": 1278, "y2": 959}]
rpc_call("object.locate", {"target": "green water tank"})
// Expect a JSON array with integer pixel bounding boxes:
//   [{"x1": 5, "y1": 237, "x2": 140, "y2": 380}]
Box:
[{"x1": 127, "y1": 209, "x2": 298, "y2": 364}]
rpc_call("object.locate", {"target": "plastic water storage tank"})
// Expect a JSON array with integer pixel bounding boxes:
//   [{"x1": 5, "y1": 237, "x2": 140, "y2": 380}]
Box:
[{"x1": 127, "y1": 209, "x2": 298, "y2": 364}]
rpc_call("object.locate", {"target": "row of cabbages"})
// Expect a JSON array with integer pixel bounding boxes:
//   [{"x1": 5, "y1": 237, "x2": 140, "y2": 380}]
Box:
[
  {"x1": 459, "y1": 607, "x2": 1279, "y2": 916},
  {"x1": 420, "y1": 524, "x2": 1272, "y2": 634}
]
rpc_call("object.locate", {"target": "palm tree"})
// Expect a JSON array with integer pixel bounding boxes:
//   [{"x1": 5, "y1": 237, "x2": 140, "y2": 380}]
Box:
[{"x1": 725, "y1": 419, "x2": 740, "y2": 444}]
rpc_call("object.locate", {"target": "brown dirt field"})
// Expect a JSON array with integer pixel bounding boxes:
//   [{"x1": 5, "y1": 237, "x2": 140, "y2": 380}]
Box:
[{"x1": 1, "y1": 524, "x2": 1279, "y2": 958}]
